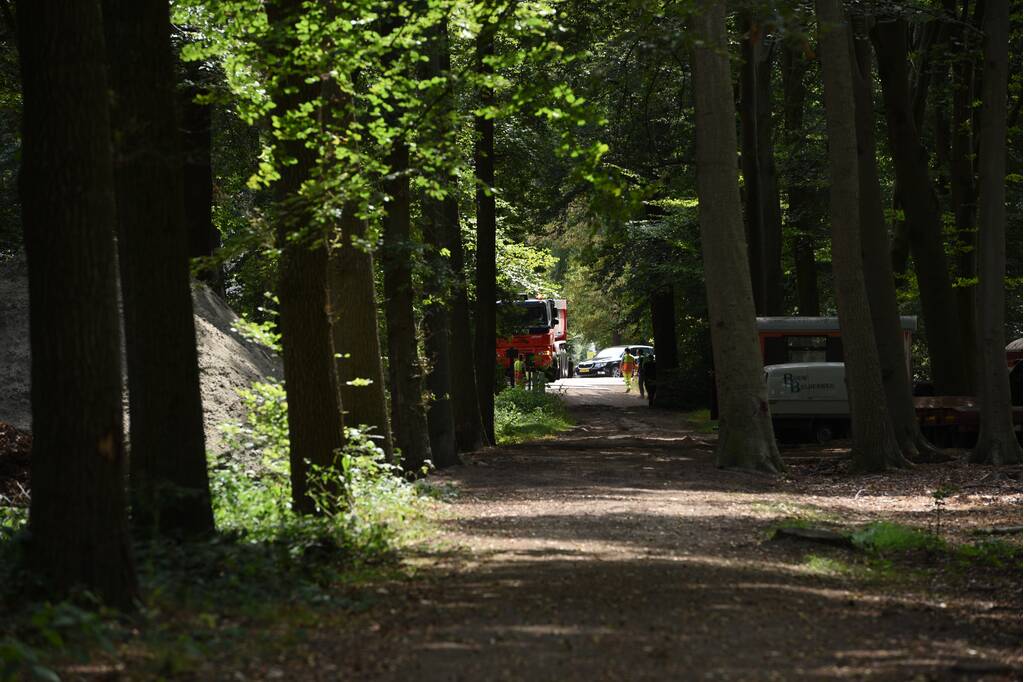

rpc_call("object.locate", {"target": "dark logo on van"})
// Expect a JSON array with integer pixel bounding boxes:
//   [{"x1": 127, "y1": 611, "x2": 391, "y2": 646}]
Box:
[{"x1": 782, "y1": 373, "x2": 835, "y2": 393}]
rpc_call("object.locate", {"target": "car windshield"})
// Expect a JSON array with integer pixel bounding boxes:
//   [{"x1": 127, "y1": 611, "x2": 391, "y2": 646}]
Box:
[
  {"x1": 593, "y1": 347, "x2": 624, "y2": 360},
  {"x1": 496, "y1": 301, "x2": 550, "y2": 335}
]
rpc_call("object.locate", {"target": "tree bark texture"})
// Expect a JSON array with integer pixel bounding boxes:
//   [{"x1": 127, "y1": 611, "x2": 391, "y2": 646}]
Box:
[
  {"x1": 104, "y1": 0, "x2": 215, "y2": 538},
  {"x1": 474, "y1": 23, "x2": 498, "y2": 445},
  {"x1": 872, "y1": 18, "x2": 971, "y2": 395},
  {"x1": 781, "y1": 42, "x2": 821, "y2": 317},
  {"x1": 418, "y1": 15, "x2": 480, "y2": 462},
  {"x1": 382, "y1": 141, "x2": 433, "y2": 473},
  {"x1": 738, "y1": 13, "x2": 784, "y2": 316},
  {"x1": 650, "y1": 286, "x2": 679, "y2": 371},
  {"x1": 850, "y1": 16, "x2": 942, "y2": 462},
  {"x1": 436, "y1": 19, "x2": 486, "y2": 453},
  {"x1": 816, "y1": 0, "x2": 909, "y2": 471},
  {"x1": 180, "y1": 59, "x2": 224, "y2": 294},
  {"x1": 971, "y1": 0, "x2": 1021, "y2": 464},
  {"x1": 421, "y1": 194, "x2": 460, "y2": 467},
  {"x1": 267, "y1": 0, "x2": 347, "y2": 513},
  {"x1": 18, "y1": 0, "x2": 138, "y2": 608},
  {"x1": 328, "y1": 209, "x2": 395, "y2": 461},
  {"x1": 948, "y1": 0, "x2": 981, "y2": 383},
  {"x1": 691, "y1": 0, "x2": 783, "y2": 474},
  {"x1": 445, "y1": 194, "x2": 488, "y2": 452}
]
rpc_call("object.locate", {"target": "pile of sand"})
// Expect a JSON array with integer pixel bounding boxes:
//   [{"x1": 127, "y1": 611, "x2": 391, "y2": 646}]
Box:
[{"x1": 0, "y1": 255, "x2": 281, "y2": 456}]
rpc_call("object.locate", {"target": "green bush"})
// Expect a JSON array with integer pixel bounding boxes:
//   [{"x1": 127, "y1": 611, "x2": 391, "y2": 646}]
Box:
[
  {"x1": 956, "y1": 539, "x2": 1022, "y2": 568},
  {"x1": 212, "y1": 379, "x2": 429, "y2": 556},
  {"x1": 851, "y1": 522, "x2": 943, "y2": 553},
  {"x1": 493, "y1": 387, "x2": 572, "y2": 445}
]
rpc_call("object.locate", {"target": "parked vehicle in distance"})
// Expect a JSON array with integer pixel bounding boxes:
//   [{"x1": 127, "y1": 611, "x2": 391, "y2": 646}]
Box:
[
  {"x1": 575, "y1": 345, "x2": 653, "y2": 377},
  {"x1": 496, "y1": 297, "x2": 570, "y2": 380},
  {"x1": 765, "y1": 362, "x2": 1023, "y2": 446},
  {"x1": 765, "y1": 363, "x2": 849, "y2": 443}
]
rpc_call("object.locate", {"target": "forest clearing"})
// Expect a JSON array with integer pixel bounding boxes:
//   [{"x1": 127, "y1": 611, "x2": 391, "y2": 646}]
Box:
[{"x1": 1, "y1": 0, "x2": 1023, "y2": 678}]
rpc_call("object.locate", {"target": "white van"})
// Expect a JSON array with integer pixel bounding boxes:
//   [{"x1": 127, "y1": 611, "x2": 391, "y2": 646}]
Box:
[{"x1": 764, "y1": 362, "x2": 849, "y2": 443}]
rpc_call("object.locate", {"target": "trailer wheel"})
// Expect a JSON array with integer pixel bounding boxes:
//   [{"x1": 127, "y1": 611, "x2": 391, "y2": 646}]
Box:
[{"x1": 814, "y1": 423, "x2": 833, "y2": 444}]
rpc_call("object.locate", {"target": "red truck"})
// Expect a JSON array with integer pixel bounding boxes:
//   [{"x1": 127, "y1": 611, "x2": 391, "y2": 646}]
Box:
[{"x1": 496, "y1": 298, "x2": 569, "y2": 380}]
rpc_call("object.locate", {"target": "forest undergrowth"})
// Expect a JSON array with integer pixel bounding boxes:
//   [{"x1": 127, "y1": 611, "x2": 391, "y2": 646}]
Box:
[{"x1": 0, "y1": 381, "x2": 444, "y2": 681}]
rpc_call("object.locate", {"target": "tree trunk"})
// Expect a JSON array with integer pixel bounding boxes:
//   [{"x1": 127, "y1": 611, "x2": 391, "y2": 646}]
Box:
[
  {"x1": 872, "y1": 18, "x2": 971, "y2": 395},
  {"x1": 739, "y1": 13, "x2": 785, "y2": 316},
  {"x1": 180, "y1": 59, "x2": 224, "y2": 294},
  {"x1": 650, "y1": 286, "x2": 679, "y2": 371},
  {"x1": 418, "y1": 15, "x2": 478, "y2": 463},
  {"x1": 948, "y1": 0, "x2": 980, "y2": 385},
  {"x1": 382, "y1": 140, "x2": 433, "y2": 473},
  {"x1": 328, "y1": 208, "x2": 394, "y2": 461},
  {"x1": 421, "y1": 194, "x2": 460, "y2": 467},
  {"x1": 971, "y1": 0, "x2": 1020, "y2": 464},
  {"x1": 445, "y1": 193, "x2": 488, "y2": 452},
  {"x1": 267, "y1": 0, "x2": 346, "y2": 513},
  {"x1": 781, "y1": 42, "x2": 820, "y2": 317},
  {"x1": 474, "y1": 22, "x2": 498, "y2": 445},
  {"x1": 691, "y1": 0, "x2": 783, "y2": 474},
  {"x1": 850, "y1": 14, "x2": 943, "y2": 462},
  {"x1": 436, "y1": 19, "x2": 485, "y2": 453},
  {"x1": 103, "y1": 0, "x2": 214, "y2": 538},
  {"x1": 816, "y1": 0, "x2": 910, "y2": 472},
  {"x1": 18, "y1": 0, "x2": 138, "y2": 608}
]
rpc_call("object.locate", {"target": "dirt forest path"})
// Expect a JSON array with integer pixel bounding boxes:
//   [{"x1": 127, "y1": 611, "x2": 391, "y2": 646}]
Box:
[{"x1": 280, "y1": 379, "x2": 1021, "y2": 681}]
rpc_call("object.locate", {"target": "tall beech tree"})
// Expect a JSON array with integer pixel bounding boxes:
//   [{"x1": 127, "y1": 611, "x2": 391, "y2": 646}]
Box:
[
  {"x1": 180, "y1": 58, "x2": 224, "y2": 294},
  {"x1": 815, "y1": 0, "x2": 909, "y2": 471},
  {"x1": 946, "y1": 0, "x2": 982, "y2": 375},
  {"x1": 445, "y1": 191, "x2": 488, "y2": 453},
  {"x1": 691, "y1": 0, "x2": 783, "y2": 474},
  {"x1": 328, "y1": 208, "x2": 395, "y2": 461},
  {"x1": 380, "y1": 7, "x2": 433, "y2": 473},
  {"x1": 738, "y1": 12, "x2": 784, "y2": 316},
  {"x1": 382, "y1": 139, "x2": 434, "y2": 472},
  {"x1": 871, "y1": 17, "x2": 971, "y2": 396},
  {"x1": 474, "y1": 19, "x2": 498, "y2": 446},
  {"x1": 971, "y1": 0, "x2": 1020, "y2": 465},
  {"x1": 266, "y1": 0, "x2": 347, "y2": 512},
  {"x1": 850, "y1": 14, "x2": 941, "y2": 462},
  {"x1": 417, "y1": 18, "x2": 459, "y2": 467},
  {"x1": 437, "y1": 15, "x2": 486, "y2": 454},
  {"x1": 420, "y1": 194, "x2": 460, "y2": 466},
  {"x1": 104, "y1": 0, "x2": 215, "y2": 537},
  {"x1": 780, "y1": 40, "x2": 821, "y2": 317},
  {"x1": 17, "y1": 0, "x2": 138, "y2": 607}
]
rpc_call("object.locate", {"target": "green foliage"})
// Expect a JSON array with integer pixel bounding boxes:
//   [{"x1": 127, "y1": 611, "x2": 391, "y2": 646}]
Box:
[
  {"x1": 955, "y1": 539, "x2": 1022, "y2": 569},
  {"x1": 801, "y1": 554, "x2": 852, "y2": 576},
  {"x1": 214, "y1": 379, "x2": 428, "y2": 551},
  {"x1": 218, "y1": 380, "x2": 289, "y2": 475},
  {"x1": 493, "y1": 387, "x2": 571, "y2": 444},
  {"x1": 0, "y1": 599, "x2": 116, "y2": 682},
  {"x1": 230, "y1": 293, "x2": 282, "y2": 352},
  {"x1": 851, "y1": 522, "x2": 943, "y2": 554},
  {"x1": 0, "y1": 507, "x2": 26, "y2": 544}
]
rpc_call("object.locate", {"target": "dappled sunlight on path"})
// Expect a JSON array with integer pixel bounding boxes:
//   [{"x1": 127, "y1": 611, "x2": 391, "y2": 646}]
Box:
[{"x1": 291, "y1": 381, "x2": 1021, "y2": 681}]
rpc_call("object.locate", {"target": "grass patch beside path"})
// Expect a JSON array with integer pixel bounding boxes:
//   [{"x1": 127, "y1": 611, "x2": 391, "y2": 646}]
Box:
[
  {"x1": 680, "y1": 409, "x2": 717, "y2": 434},
  {"x1": 494, "y1": 388, "x2": 572, "y2": 445}
]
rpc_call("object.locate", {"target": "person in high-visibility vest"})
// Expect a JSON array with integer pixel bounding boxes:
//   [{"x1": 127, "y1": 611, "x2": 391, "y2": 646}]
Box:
[
  {"x1": 514, "y1": 354, "x2": 526, "y2": 388},
  {"x1": 621, "y1": 349, "x2": 636, "y2": 393}
]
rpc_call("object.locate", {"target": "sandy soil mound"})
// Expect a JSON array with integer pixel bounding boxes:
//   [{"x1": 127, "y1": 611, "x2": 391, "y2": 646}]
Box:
[{"x1": 0, "y1": 254, "x2": 281, "y2": 456}]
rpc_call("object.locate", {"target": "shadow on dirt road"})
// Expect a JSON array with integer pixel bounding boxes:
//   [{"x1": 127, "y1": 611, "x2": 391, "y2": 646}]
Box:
[{"x1": 270, "y1": 380, "x2": 1021, "y2": 681}]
